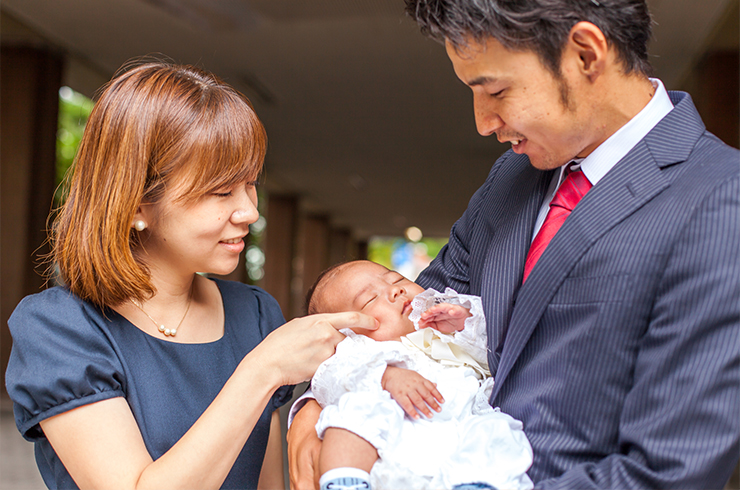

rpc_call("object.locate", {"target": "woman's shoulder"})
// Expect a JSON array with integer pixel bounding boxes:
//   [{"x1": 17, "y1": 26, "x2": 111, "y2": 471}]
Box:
[
  {"x1": 211, "y1": 278, "x2": 286, "y2": 338},
  {"x1": 14, "y1": 284, "x2": 81, "y2": 307},
  {"x1": 7, "y1": 287, "x2": 126, "y2": 441},
  {"x1": 211, "y1": 278, "x2": 282, "y2": 314},
  {"x1": 9, "y1": 286, "x2": 98, "y2": 334},
  {"x1": 8, "y1": 285, "x2": 120, "y2": 355}
]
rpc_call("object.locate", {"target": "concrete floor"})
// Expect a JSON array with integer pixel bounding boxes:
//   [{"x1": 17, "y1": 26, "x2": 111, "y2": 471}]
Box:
[{"x1": 0, "y1": 399, "x2": 45, "y2": 490}]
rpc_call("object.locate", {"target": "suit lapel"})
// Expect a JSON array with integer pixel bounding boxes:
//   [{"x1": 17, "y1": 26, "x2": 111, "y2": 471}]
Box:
[
  {"x1": 477, "y1": 157, "x2": 552, "y2": 375},
  {"x1": 490, "y1": 92, "x2": 705, "y2": 400}
]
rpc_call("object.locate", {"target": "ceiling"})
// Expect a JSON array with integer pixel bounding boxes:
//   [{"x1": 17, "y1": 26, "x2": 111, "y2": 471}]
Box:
[{"x1": 2, "y1": 0, "x2": 736, "y2": 239}]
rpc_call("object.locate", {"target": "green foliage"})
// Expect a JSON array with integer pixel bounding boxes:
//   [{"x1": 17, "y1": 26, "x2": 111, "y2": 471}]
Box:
[
  {"x1": 56, "y1": 87, "x2": 94, "y2": 205},
  {"x1": 423, "y1": 238, "x2": 447, "y2": 259},
  {"x1": 368, "y1": 236, "x2": 448, "y2": 278},
  {"x1": 367, "y1": 237, "x2": 397, "y2": 269},
  {"x1": 244, "y1": 188, "x2": 267, "y2": 285}
]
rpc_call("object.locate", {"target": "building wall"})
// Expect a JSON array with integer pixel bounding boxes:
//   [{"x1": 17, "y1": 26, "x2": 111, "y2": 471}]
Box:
[{"x1": 1, "y1": 46, "x2": 62, "y2": 398}]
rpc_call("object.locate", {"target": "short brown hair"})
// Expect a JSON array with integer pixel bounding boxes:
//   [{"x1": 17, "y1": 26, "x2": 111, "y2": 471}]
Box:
[{"x1": 53, "y1": 60, "x2": 267, "y2": 308}]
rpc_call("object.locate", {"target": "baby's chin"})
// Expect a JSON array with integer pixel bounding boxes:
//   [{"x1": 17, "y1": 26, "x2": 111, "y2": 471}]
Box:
[{"x1": 367, "y1": 332, "x2": 403, "y2": 342}]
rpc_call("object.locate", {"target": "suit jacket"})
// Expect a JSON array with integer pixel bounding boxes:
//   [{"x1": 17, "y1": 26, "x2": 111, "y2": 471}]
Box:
[{"x1": 417, "y1": 91, "x2": 740, "y2": 489}]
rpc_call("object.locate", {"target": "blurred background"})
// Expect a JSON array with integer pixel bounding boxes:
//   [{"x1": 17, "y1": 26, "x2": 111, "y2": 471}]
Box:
[{"x1": 1, "y1": 0, "x2": 738, "y2": 488}]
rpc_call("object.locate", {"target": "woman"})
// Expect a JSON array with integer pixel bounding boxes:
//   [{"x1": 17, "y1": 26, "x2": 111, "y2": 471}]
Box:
[{"x1": 5, "y1": 61, "x2": 375, "y2": 490}]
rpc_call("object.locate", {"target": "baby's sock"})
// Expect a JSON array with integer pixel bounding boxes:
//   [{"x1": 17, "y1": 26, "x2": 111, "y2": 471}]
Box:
[{"x1": 319, "y1": 467, "x2": 371, "y2": 490}]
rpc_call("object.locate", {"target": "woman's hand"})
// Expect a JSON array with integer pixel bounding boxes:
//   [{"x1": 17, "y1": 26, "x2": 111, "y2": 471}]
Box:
[
  {"x1": 381, "y1": 366, "x2": 444, "y2": 419},
  {"x1": 418, "y1": 303, "x2": 471, "y2": 334},
  {"x1": 39, "y1": 312, "x2": 376, "y2": 490},
  {"x1": 287, "y1": 400, "x2": 323, "y2": 490},
  {"x1": 254, "y1": 312, "x2": 378, "y2": 387}
]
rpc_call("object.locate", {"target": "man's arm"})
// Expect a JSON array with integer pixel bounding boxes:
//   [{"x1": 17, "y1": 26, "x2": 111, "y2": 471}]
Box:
[
  {"x1": 258, "y1": 411, "x2": 285, "y2": 490},
  {"x1": 415, "y1": 211, "x2": 475, "y2": 293},
  {"x1": 416, "y1": 157, "x2": 507, "y2": 293},
  {"x1": 287, "y1": 399, "x2": 322, "y2": 490}
]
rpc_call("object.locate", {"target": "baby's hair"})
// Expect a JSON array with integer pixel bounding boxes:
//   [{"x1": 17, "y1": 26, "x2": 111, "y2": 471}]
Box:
[{"x1": 305, "y1": 262, "x2": 350, "y2": 315}]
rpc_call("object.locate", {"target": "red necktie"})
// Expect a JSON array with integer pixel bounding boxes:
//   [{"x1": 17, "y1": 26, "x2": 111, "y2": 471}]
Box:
[{"x1": 523, "y1": 168, "x2": 592, "y2": 282}]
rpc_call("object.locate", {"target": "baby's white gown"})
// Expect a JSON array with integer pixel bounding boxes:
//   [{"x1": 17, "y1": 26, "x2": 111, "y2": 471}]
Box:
[{"x1": 312, "y1": 288, "x2": 533, "y2": 490}]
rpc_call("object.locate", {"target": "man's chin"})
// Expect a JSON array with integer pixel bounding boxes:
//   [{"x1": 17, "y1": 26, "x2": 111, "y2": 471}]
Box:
[{"x1": 526, "y1": 155, "x2": 567, "y2": 171}]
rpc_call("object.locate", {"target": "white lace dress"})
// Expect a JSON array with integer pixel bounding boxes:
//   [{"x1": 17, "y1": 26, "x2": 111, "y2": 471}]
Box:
[{"x1": 312, "y1": 288, "x2": 533, "y2": 490}]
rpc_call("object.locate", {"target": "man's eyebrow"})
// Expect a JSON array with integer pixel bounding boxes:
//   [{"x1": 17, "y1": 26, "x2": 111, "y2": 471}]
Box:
[{"x1": 468, "y1": 75, "x2": 498, "y2": 87}]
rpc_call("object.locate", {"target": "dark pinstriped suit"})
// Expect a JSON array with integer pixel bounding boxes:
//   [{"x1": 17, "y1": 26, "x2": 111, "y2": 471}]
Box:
[{"x1": 417, "y1": 91, "x2": 739, "y2": 489}]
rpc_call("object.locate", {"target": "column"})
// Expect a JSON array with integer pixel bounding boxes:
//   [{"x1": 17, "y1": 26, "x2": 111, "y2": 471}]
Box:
[
  {"x1": 1, "y1": 47, "x2": 63, "y2": 398},
  {"x1": 262, "y1": 194, "x2": 298, "y2": 319}
]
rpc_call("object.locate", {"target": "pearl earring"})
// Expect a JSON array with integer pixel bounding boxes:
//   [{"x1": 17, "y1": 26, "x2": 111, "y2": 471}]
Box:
[{"x1": 134, "y1": 220, "x2": 147, "y2": 231}]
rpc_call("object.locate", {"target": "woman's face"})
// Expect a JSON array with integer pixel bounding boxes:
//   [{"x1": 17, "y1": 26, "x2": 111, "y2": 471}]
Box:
[{"x1": 136, "y1": 178, "x2": 259, "y2": 279}]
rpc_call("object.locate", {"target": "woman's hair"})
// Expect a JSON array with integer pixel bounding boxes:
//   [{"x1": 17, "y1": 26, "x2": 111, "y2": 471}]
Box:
[
  {"x1": 53, "y1": 60, "x2": 267, "y2": 308},
  {"x1": 404, "y1": 0, "x2": 653, "y2": 79}
]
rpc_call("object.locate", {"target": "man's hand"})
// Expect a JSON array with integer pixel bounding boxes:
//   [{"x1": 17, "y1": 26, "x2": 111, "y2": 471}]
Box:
[
  {"x1": 381, "y1": 366, "x2": 444, "y2": 419},
  {"x1": 287, "y1": 400, "x2": 323, "y2": 490},
  {"x1": 418, "y1": 303, "x2": 471, "y2": 334}
]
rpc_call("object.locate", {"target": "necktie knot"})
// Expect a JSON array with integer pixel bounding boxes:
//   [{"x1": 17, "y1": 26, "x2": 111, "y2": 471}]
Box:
[
  {"x1": 550, "y1": 170, "x2": 592, "y2": 211},
  {"x1": 522, "y1": 168, "x2": 592, "y2": 282}
]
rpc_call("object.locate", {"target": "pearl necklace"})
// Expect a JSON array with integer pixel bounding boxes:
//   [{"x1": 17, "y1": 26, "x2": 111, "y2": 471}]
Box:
[{"x1": 132, "y1": 284, "x2": 193, "y2": 337}]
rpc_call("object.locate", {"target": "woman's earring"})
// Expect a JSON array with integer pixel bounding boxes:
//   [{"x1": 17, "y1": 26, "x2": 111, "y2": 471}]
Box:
[{"x1": 134, "y1": 220, "x2": 147, "y2": 231}]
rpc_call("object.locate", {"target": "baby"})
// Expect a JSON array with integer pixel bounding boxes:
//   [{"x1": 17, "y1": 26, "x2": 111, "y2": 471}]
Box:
[{"x1": 305, "y1": 260, "x2": 533, "y2": 490}]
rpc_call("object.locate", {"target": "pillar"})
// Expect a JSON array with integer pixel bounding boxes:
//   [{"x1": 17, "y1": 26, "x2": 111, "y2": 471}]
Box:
[
  {"x1": 294, "y1": 215, "x2": 330, "y2": 319},
  {"x1": 691, "y1": 50, "x2": 739, "y2": 149},
  {"x1": 1, "y1": 47, "x2": 63, "y2": 398},
  {"x1": 262, "y1": 194, "x2": 298, "y2": 319}
]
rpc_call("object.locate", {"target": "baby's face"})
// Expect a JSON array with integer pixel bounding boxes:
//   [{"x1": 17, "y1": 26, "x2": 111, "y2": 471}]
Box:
[{"x1": 320, "y1": 261, "x2": 425, "y2": 341}]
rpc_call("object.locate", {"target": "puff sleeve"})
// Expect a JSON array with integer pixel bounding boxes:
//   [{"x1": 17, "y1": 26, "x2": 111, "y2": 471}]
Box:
[{"x1": 5, "y1": 288, "x2": 126, "y2": 441}]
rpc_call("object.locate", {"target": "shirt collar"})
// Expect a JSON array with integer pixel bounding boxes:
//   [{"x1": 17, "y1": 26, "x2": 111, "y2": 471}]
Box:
[{"x1": 580, "y1": 78, "x2": 674, "y2": 186}]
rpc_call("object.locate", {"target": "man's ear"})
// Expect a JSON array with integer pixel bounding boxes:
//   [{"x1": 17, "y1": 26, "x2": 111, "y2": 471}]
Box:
[{"x1": 566, "y1": 21, "x2": 608, "y2": 82}]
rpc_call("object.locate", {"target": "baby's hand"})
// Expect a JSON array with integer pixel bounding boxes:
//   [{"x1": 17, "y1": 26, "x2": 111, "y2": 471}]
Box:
[
  {"x1": 418, "y1": 303, "x2": 471, "y2": 334},
  {"x1": 381, "y1": 366, "x2": 444, "y2": 419}
]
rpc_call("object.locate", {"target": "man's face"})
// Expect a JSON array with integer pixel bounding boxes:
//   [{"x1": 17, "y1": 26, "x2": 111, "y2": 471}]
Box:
[{"x1": 446, "y1": 36, "x2": 594, "y2": 170}]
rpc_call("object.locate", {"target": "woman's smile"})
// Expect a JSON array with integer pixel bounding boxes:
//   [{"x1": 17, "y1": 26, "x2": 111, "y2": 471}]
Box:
[{"x1": 220, "y1": 237, "x2": 245, "y2": 253}]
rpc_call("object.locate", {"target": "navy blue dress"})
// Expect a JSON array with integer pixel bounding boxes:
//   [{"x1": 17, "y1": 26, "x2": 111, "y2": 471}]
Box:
[{"x1": 5, "y1": 279, "x2": 293, "y2": 489}]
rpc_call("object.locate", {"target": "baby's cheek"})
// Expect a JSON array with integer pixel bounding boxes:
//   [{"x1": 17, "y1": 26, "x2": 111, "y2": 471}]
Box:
[
  {"x1": 366, "y1": 321, "x2": 405, "y2": 342},
  {"x1": 351, "y1": 325, "x2": 381, "y2": 338}
]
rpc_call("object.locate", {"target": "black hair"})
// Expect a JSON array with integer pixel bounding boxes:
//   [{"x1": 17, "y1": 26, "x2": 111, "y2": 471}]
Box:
[{"x1": 404, "y1": 0, "x2": 653, "y2": 79}]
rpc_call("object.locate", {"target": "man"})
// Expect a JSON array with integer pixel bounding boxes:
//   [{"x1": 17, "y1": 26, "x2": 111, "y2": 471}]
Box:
[{"x1": 288, "y1": 1, "x2": 740, "y2": 488}]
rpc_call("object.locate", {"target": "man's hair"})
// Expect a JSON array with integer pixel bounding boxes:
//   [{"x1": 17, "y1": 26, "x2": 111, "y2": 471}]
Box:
[
  {"x1": 53, "y1": 60, "x2": 267, "y2": 308},
  {"x1": 404, "y1": 0, "x2": 653, "y2": 79}
]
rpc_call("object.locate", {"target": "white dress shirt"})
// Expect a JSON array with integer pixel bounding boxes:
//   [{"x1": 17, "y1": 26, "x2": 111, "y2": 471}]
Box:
[{"x1": 531, "y1": 79, "x2": 675, "y2": 240}]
